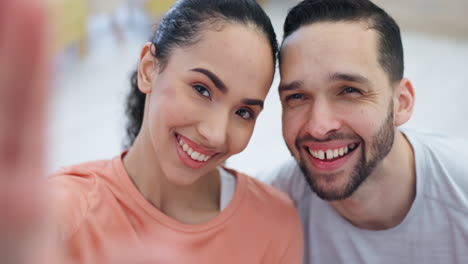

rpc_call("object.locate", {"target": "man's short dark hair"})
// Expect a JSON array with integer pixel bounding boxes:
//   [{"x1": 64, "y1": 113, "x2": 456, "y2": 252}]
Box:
[{"x1": 280, "y1": 0, "x2": 404, "y2": 83}]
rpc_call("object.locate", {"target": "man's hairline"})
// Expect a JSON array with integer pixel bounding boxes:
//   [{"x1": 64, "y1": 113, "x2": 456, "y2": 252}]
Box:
[{"x1": 279, "y1": 19, "x2": 399, "y2": 86}]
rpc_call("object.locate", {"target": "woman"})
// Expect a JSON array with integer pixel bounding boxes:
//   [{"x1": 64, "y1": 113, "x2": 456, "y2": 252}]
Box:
[{"x1": 49, "y1": 0, "x2": 303, "y2": 263}]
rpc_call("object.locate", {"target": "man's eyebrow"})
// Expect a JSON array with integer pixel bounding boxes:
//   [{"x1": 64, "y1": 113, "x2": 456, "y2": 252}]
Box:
[
  {"x1": 278, "y1": 80, "x2": 303, "y2": 92},
  {"x1": 191, "y1": 68, "x2": 227, "y2": 93},
  {"x1": 242, "y1": 98, "x2": 264, "y2": 109},
  {"x1": 330, "y1": 72, "x2": 370, "y2": 85}
]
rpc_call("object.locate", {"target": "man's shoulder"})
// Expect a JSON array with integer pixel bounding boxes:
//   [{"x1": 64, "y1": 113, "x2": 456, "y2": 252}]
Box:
[
  {"x1": 405, "y1": 128, "x2": 468, "y2": 213},
  {"x1": 254, "y1": 158, "x2": 311, "y2": 205},
  {"x1": 404, "y1": 127, "x2": 468, "y2": 147},
  {"x1": 404, "y1": 128, "x2": 468, "y2": 170}
]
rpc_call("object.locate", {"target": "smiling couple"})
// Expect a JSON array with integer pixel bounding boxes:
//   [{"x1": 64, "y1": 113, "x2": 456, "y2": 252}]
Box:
[{"x1": 3, "y1": 0, "x2": 466, "y2": 263}]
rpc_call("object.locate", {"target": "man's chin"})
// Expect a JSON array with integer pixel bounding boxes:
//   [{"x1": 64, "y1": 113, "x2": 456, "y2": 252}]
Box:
[
  {"x1": 307, "y1": 175, "x2": 357, "y2": 201},
  {"x1": 312, "y1": 185, "x2": 357, "y2": 201},
  {"x1": 299, "y1": 161, "x2": 361, "y2": 201}
]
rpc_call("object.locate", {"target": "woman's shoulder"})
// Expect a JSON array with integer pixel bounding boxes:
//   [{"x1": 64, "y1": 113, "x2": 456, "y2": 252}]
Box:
[
  {"x1": 223, "y1": 167, "x2": 304, "y2": 262},
  {"x1": 224, "y1": 167, "x2": 298, "y2": 219},
  {"x1": 50, "y1": 158, "x2": 115, "y2": 180},
  {"x1": 48, "y1": 156, "x2": 123, "y2": 193},
  {"x1": 48, "y1": 158, "x2": 117, "y2": 240},
  {"x1": 48, "y1": 159, "x2": 114, "y2": 202}
]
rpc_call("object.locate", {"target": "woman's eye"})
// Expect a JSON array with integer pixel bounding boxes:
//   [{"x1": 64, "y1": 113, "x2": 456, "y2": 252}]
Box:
[
  {"x1": 236, "y1": 108, "x2": 253, "y2": 120},
  {"x1": 193, "y1": 84, "x2": 211, "y2": 98}
]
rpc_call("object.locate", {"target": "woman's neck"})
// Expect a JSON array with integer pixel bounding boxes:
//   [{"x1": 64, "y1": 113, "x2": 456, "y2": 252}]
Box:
[{"x1": 122, "y1": 134, "x2": 221, "y2": 225}]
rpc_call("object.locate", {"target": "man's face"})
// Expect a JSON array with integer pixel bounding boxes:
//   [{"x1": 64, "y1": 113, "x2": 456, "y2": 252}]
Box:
[{"x1": 279, "y1": 22, "x2": 397, "y2": 200}]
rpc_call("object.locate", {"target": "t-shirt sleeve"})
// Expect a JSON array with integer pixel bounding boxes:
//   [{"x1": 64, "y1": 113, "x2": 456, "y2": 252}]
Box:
[{"x1": 48, "y1": 171, "x2": 95, "y2": 242}]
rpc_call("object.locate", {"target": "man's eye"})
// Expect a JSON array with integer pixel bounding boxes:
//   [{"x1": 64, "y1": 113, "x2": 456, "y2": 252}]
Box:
[
  {"x1": 286, "y1": 93, "x2": 304, "y2": 101},
  {"x1": 342, "y1": 87, "x2": 360, "y2": 94},
  {"x1": 193, "y1": 84, "x2": 211, "y2": 98},
  {"x1": 236, "y1": 108, "x2": 253, "y2": 120}
]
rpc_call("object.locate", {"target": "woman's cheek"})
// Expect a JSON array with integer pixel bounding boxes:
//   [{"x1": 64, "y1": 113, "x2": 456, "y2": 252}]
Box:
[{"x1": 230, "y1": 122, "x2": 255, "y2": 155}]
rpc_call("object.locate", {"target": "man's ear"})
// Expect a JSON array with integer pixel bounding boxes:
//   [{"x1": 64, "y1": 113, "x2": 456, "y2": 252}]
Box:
[
  {"x1": 137, "y1": 42, "x2": 158, "y2": 94},
  {"x1": 393, "y1": 78, "x2": 415, "y2": 127}
]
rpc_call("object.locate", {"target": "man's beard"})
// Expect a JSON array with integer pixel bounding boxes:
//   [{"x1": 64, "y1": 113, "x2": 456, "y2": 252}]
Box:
[{"x1": 292, "y1": 107, "x2": 395, "y2": 201}]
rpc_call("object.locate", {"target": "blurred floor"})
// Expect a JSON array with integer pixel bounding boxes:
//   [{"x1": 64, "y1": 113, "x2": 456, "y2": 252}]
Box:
[{"x1": 48, "y1": 1, "x2": 468, "y2": 179}]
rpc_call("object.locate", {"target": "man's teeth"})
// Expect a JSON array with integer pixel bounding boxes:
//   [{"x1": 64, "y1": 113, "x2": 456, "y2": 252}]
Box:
[
  {"x1": 178, "y1": 139, "x2": 211, "y2": 162},
  {"x1": 309, "y1": 143, "x2": 358, "y2": 160},
  {"x1": 318, "y1": 151, "x2": 325, "y2": 160}
]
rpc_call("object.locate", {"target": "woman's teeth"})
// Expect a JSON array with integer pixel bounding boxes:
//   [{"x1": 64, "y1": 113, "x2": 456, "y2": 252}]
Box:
[
  {"x1": 178, "y1": 139, "x2": 211, "y2": 162},
  {"x1": 309, "y1": 143, "x2": 358, "y2": 160}
]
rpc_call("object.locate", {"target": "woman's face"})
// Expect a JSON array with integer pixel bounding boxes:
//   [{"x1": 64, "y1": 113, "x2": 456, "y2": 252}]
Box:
[{"x1": 137, "y1": 23, "x2": 274, "y2": 186}]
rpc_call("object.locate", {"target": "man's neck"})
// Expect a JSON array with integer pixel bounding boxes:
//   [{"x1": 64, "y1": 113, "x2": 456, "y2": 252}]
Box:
[{"x1": 330, "y1": 131, "x2": 416, "y2": 230}]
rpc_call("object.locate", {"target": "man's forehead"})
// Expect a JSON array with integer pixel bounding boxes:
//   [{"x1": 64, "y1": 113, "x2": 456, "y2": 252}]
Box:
[
  {"x1": 280, "y1": 21, "x2": 382, "y2": 79},
  {"x1": 283, "y1": 21, "x2": 377, "y2": 49}
]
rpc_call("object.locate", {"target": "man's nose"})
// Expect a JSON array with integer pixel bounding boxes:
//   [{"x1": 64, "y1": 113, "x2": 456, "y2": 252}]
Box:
[{"x1": 304, "y1": 99, "x2": 341, "y2": 140}]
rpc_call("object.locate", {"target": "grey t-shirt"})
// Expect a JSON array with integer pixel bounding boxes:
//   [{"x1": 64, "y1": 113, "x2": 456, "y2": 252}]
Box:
[
  {"x1": 219, "y1": 167, "x2": 236, "y2": 211},
  {"x1": 268, "y1": 129, "x2": 468, "y2": 264}
]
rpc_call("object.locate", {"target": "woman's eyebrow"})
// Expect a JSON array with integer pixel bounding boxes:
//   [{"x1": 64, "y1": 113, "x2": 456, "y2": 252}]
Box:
[
  {"x1": 191, "y1": 68, "x2": 227, "y2": 93},
  {"x1": 242, "y1": 99, "x2": 264, "y2": 109}
]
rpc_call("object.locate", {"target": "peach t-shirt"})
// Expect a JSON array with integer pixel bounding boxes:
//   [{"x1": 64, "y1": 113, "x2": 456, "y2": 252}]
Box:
[{"x1": 49, "y1": 154, "x2": 303, "y2": 264}]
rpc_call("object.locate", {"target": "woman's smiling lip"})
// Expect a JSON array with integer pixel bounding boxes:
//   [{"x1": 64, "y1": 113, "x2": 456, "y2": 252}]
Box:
[
  {"x1": 176, "y1": 133, "x2": 218, "y2": 156},
  {"x1": 174, "y1": 133, "x2": 219, "y2": 169}
]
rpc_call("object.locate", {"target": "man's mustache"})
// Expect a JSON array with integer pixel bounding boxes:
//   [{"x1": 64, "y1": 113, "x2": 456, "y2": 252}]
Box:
[{"x1": 295, "y1": 132, "x2": 361, "y2": 149}]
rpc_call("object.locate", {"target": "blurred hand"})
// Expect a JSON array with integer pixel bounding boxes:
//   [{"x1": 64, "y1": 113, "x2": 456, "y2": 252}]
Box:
[{"x1": 0, "y1": 0, "x2": 49, "y2": 263}]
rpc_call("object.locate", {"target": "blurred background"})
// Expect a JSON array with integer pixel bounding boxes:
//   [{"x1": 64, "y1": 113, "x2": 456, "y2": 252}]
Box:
[{"x1": 47, "y1": 0, "x2": 468, "y2": 178}]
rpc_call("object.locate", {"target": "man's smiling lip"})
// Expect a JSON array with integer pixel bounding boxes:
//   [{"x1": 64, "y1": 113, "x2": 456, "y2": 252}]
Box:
[
  {"x1": 305, "y1": 142, "x2": 360, "y2": 160},
  {"x1": 302, "y1": 142, "x2": 360, "y2": 172}
]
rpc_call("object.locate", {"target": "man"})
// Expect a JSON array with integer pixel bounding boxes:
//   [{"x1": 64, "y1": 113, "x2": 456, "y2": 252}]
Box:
[{"x1": 271, "y1": 0, "x2": 468, "y2": 263}]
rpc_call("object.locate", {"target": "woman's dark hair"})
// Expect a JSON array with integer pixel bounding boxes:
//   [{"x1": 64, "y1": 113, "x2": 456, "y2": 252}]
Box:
[
  {"x1": 280, "y1": 0, "x2": 404, "y2": 83},
  {"x1": 125, "y1": 0, "x2": 277, "y2": 147}
]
